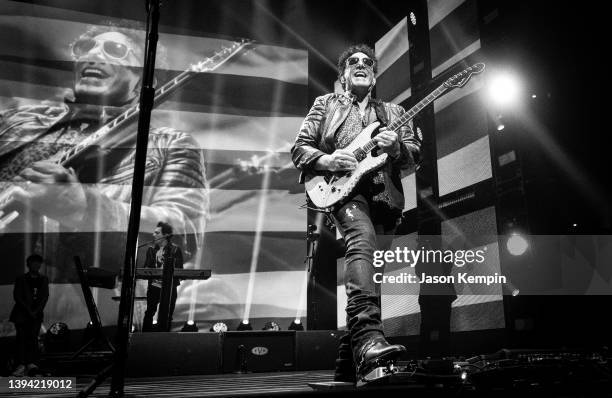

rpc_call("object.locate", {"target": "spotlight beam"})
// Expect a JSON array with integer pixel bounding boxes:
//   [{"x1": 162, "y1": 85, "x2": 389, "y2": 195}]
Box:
[
  {"x1": 361, "y1": 0, "x2": 393, "y2": 28},
  {"x1": 294, "y1": 265, "x2": 309, "y2": 323},
  {"x1": 242, "y1": 79, "x2": 284, "y2": 323},
  {"x1": 242, "y1": 170, "x2": 270, "y2": 322},
  {"x1": 252, "y1": 1, "x2": 336, "y2": 71}
]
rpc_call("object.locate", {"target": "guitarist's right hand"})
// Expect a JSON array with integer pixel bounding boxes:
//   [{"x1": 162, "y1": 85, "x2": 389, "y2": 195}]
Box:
[{"x1": 315, "y1": 150, "x2": 357, "y2": 173}]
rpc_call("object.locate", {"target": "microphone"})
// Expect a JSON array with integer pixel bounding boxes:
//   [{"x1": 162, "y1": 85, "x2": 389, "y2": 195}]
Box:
[{"x1": 137, "y1": 235, "x2": 168, "y2": 248}]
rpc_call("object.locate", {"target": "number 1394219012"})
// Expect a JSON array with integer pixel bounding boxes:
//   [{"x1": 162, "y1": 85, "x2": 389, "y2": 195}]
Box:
[{"x1": 2, "y1": 377, "x2": 75, "y2": 392}]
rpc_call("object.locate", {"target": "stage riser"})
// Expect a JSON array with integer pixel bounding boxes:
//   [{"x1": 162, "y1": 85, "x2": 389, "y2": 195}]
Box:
[
  {"x1": 222, "y1": 331, "x2": 295, "y2": 373},
  {"x1": 295, "y1": 330, "x2": 342, "y2": 370},
  {"x1": 126, "y1": 332, "x2": 222, "y2": 376},
  {"x1": 126, "y1": 330, "x2": 341, "y2": 376}
]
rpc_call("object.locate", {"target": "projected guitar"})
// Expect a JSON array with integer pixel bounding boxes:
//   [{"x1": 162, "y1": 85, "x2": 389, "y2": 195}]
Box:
[
  {"x1": 305, "y1": 63, "x2": 485, "y2": 210},
  {"x1": 0, "y1": 39, "x2": 252, "y2": 230}
]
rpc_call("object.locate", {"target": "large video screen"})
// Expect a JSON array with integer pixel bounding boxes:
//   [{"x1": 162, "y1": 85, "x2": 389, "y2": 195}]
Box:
[
  {"x1": 0, "y1": 1, "x2": 307, "y2": 333},
  {"x1": 363, "y1": 0, "x2": 502, "y2": 335}
]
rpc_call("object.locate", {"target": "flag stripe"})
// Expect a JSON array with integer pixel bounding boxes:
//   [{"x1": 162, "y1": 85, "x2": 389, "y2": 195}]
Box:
[
  {"x1": 0, "y1": 63, "x2": 307, "y2": 117},
  {"x1": 429, "y1": 0, "x2": 480, "y2": 75},
  {"x1": 0, "y1": 2, "x2": 309, "y2": 333},
  {"x1": 205, "y1": 232, "x2": 306, "y2": 275}
]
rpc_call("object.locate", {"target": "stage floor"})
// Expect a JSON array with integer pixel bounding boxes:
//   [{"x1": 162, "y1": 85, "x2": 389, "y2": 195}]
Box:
[
  {"x1": 18, "y1": 370, "x2": 335, "y2": 398},
  {"x1": 7, "y1": 368, "x2": 611, "y2": 398}
]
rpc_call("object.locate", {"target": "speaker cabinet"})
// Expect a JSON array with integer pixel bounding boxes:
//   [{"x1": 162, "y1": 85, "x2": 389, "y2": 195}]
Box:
[
  {"x1": 296, "y1": 330, "x2": 342, "y2": 370},
  {"x1": 127, "y1": 332, "x2": 222, "y2": 376},
  {"x1": 222, "y1": 331, "x2": 295, "y2": 373}
]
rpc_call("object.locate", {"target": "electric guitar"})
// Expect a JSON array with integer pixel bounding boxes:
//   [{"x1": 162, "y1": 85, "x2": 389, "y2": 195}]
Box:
[
  {"x1": 305, "y1": 63, "x2": 485, "y2": 210},
  {"x1": 0, "y1": 39, "x2": 252, "y2": 230}
]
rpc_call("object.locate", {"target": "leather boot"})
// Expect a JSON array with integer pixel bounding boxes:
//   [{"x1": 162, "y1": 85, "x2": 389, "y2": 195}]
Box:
[{"x1": 355, "y1": 337, "x2": 406, "y2": 382}]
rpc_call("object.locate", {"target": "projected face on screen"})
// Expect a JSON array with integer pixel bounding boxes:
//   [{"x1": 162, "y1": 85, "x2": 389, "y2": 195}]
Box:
[{"x1": 72, "y1": 31, "x2": 143, "y2": 105}]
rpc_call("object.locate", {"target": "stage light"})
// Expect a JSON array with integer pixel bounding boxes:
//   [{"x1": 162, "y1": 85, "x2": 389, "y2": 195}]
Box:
[
  {"x1": 488, "y1": 72, "x2": 521, "y2": 107},
  {"x1": 152, "y1": 319, "x2": 158, "y2": 325},
  {"x1": 262, "y1": 321, "x2": 280, "y2": 331},
  {"x1": 45, "y1": 322, "x2": 70, "y2": 352},
  {"x1": 461, "y1": 371, "x2": 468, "y2": 381},
  {"x1": 288, "y1": 319, "x2": 304, "y2": 331},
  {"x1": 181, "y1": 320, "x2": 199, "y2": 332},
  {"x1": 47, "y1": 322, "x2": 69, "y2": 337},
  {"x1": 506, "y1": 233, "x2": 528, "y2": 256},
  {"x1": 83, "y1": 321, "x2": 96, "y2": 342},
  {"x1": 210, "y1": 322, "x2": 228, "y2": 333},
  {"x1": 410, "y1": 12, "x2": 417, "y2": 25},
  {"x1": 495, "y1": 115, "x2": 505, "y2": 131},
  {"x1": 237, "y1": 320, "x2": 253, "y2": 331},
  {"x1": 531, "y1": 94, "x2": 537, "y2": 98}
]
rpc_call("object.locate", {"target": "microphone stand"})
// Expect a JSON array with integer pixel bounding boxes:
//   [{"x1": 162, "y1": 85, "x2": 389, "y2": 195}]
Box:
[
  {"x1": 137, "y1": 235, "x2": 168, "y2": 249},
  {"x1": 78, "y1": 1, "x2": 162, "y2": 397},
  {"x1": 110, "y1": 0, "x2": 161, "y2": 395},
  {"x1": 305, "y1": 224, "x2": 320, "y2": 273}
]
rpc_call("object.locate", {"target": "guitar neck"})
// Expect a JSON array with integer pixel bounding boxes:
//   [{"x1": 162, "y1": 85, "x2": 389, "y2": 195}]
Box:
[
  {"x1": 387, "y1": 84, "x2": 448, "y2": 132},
  {"x1": 59, "y1": 40, "x2": 249, "y2": 167},
  {"x1": 355, "y1": 83, "x2": 449, "y2": 156}
]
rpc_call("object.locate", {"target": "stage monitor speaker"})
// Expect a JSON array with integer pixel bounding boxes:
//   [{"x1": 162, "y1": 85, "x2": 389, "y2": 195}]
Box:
[
  {"x1": 296, "y1": 330, "x2": 342, "y2": 370},
  {"x1": 222, "y1": 331, "x2": 295, "y2": 373},
  {"x1": 127, "y1": 332, "x2": 222, "y2": 376}
]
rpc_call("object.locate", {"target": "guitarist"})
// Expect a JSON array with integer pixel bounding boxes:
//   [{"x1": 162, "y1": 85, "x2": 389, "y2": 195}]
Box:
[
  {"x1": 0, "y1": 22, "x2": 208, "y2": 306},
  {"x1": 291, "y1": 44, "x2": 421, "y2": 383}
]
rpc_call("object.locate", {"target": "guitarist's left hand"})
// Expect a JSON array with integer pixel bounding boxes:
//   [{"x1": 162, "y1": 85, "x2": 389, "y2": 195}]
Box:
[{"x1": 374, "y1": 127, "x2": 400, "y2": 158}]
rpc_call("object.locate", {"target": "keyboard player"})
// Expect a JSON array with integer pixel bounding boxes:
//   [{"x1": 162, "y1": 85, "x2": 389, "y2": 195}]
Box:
[{"x1": 142, "y1": 222, "x2": 183, "y2": 332}]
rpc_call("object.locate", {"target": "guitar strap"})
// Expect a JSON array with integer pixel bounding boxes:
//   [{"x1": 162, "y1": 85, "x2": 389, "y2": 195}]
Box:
[{"x1": 372, "y1": 99, "x2": 388, "y2": 128}]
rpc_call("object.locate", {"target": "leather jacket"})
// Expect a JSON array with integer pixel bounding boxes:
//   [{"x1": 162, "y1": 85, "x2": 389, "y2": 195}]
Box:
[
  {"x1": 0, "y1": 103, "x2": 208, "y2": 272},
  {"x1": 144, "y1": 242, "x2": 184, "y2": 288},
  {"x1": 291, "y1": 92, "x2": 421, "y2": 212}
]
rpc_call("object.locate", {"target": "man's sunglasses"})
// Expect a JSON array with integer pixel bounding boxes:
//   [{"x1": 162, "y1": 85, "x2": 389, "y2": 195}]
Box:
[
  {"x1": 346, "y1": 57, "x2": 374, "y2": 68},
  {"x1": 72, "y1": 38, "x2": 135, "y2": 60}
]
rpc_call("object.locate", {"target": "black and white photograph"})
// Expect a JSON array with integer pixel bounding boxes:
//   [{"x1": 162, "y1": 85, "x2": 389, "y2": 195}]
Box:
[{"x1": 0, "y1": 0, "x2": 610, "y2": 396}]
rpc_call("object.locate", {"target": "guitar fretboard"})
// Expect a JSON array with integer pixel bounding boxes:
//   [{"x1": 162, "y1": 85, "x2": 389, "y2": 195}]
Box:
[
  {"x1": 58, "y1": 40, "x2": 249, "y2": 166},
  {"x1": 387, "y1": 85, "x2": 447, "y2": 132},
  {"x1": 352, "y1": 84, "x2": 448, "y2": 158}
]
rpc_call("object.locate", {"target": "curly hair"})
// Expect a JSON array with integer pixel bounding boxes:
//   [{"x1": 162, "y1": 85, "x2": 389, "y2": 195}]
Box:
[
  {"x1": 70, "y1": 19, "x2": 168, "y2": 71},
  {"x1": 337, "y1": 43, "x2": 377, "y2": 81},
  {"x1": 157, "y1": 221, "x2": 173, "y2": 237}
]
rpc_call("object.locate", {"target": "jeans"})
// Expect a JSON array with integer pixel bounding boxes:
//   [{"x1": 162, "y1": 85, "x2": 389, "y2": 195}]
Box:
[
  {"x1": 142, "y1": 285, "x2": 178, "y2": 332},
  {"x1": 14, "y1": 321, "x2": 41, "y2": 365},
  {"x1": 332, "y1": 194, "x2": 387, "y2": 360}
]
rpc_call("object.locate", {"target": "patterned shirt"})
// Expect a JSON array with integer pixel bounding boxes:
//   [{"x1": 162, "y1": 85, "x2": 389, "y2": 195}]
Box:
[{"x1": 333, "y1": 100, "x2": 393, "y2": 213}]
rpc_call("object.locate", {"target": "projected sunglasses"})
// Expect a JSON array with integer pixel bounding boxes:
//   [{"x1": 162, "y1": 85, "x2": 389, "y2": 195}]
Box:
[
  {"x1": 72, "y1": 38, "x2": 135, "y2": 60},
  {"x1": 346, "y1": 56, "x2": 374, "y2": 68}
]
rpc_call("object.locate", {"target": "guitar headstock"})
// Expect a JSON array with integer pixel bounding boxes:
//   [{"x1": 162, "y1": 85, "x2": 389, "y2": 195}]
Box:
[
  {"x1": 444, "y1": 63, "x2": 485, "y2": 88},
  {"x1": 190, "y1": 38, "x2": 251, "y2": 73}
]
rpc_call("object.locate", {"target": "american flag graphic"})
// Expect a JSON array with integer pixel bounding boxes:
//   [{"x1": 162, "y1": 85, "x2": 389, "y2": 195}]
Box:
[{"x1": 0, "y1": 1, "x2": 308, "y2": 334}]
